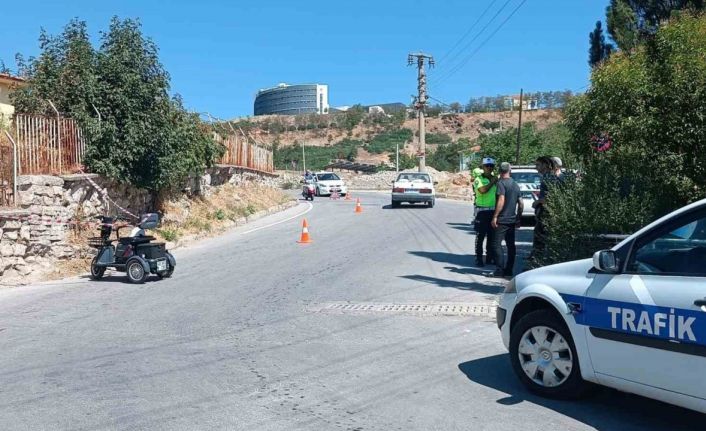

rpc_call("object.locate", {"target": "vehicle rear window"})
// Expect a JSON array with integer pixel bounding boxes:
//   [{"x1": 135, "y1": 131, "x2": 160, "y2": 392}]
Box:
[{"x1": 397, "y1": 174, "x2": 430, "y2": 183}]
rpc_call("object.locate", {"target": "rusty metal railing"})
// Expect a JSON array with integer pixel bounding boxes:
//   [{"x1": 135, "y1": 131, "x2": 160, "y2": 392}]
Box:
[
  {"x1": 13, "y1": 113, "x2": 85, "y2": 175},
  {"x1": 214, "y1": 133, "x2": 273, "y2": 173}
]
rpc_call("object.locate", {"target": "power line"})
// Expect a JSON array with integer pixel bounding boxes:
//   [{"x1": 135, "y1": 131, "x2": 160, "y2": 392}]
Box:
[
  {"x1": 427, "y1": 95, "x2": 454, "y2": 109},
  {"x1": 437, "y1": 0, "x2": 500, "y2": 66},
  {"x1": 431, "y1": 0, "x2": 515, "y2": 85},
  {"x1": 432, "y1": 0, "x2": 529, "y2": 90}
]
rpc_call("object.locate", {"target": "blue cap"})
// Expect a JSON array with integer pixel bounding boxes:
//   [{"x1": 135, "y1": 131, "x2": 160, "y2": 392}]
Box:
[{"x1": 482, "y1": 157, "x2": 496, "y2": 166}]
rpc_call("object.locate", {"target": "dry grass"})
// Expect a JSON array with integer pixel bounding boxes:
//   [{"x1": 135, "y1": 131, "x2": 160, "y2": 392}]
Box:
[
  {"x1": 40, "y1": 184, "x2": 292, "y2": 282},
  {"x1": 156, "y1": 184, "x2": 292, "y2": 243}
]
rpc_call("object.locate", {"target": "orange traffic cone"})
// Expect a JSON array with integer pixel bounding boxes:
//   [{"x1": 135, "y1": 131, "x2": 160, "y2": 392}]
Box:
[
  {"x1": 297, "y1": 218, "x2": 313, "y2": 244},
  {"x1": 355, "y1": 198, "x2": 363, "y2": 214}
]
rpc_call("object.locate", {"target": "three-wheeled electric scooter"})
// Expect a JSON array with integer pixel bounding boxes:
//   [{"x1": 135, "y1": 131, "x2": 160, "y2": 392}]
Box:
[{"x1": 88, "y1": 213, "x2": 175, "y2": 283}]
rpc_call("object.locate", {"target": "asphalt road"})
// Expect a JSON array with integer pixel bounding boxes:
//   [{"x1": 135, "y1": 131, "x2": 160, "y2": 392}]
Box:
[{"x1": 0, "y1": 192, "x2": 702, "y2": 430}]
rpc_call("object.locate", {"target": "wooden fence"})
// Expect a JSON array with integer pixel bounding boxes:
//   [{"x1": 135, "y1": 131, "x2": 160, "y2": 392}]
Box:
[
  {"x1": 14, "y1": 114, "x2": 86, "y2": 175},
  {"x1": 214, "y1": 133, "x2": 273, "y2": 173},
  {"x1": 9, "y1": 114, "x2": 273, "y2": 179}
]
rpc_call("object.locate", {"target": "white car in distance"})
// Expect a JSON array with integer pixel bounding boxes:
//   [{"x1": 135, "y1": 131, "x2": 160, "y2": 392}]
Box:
[
  {"x1": 391, "y1": 172, "x2": 436, "y2": 208},
  {"x1": 313, "y1": 172, "x2": 347, "y2": 197}
]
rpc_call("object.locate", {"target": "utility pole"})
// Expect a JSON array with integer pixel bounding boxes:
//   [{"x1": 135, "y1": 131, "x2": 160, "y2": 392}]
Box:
[
  {"x1": 396, "y1": 142, "x2": 400, "y2": 173},
  {"x1": 408, "y1": 52, "x2": 434, "y2": 172},
  {"x1": 515, "y1": 88, "x2": 523, "y2": 165},
  {"x1": 302, "y1": 142, "x2": 306, "y2": 172}
]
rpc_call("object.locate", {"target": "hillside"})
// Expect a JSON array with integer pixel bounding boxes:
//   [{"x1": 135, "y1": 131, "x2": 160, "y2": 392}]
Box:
[{"x1": 235, "y1": 109, "x2": 564, "y2": 167}]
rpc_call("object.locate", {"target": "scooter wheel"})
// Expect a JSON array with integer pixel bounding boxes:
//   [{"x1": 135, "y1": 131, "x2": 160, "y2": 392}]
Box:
[
  {"x1": 89, "y1": 257, "x2": 105, "y2": 280},
  {"x1": 126, "y1": 258, "x2": 148, "y2": 284}
]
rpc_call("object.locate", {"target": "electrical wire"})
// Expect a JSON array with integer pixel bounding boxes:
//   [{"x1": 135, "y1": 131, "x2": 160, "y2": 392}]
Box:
[
  {"x1": 431, "y1": 0, "x2": 529, "y2": 90},
  {"x1": 437, "y1": 0, "x2": 500, "y2": 66},
  {"x1": 431, "y1": 0, "x2": 516, "y2": 84}
]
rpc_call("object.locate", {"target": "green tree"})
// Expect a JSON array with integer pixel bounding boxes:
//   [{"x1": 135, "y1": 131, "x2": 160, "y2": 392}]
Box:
[
  {"x1": 546, "y1": 12, "x2": 706, "y2": 265},
  {"x1": 475, "y1": 122, "x2": 571, "y2": 165},
  {"x1": 12, "y1": 19, "x2": 99, "y2": 122},
  {"x1": 13, "y1": 18, "x2": 222, "y2": 197},
  {"x1": 342, "y1": 104, "x2": 365, "y2": 130},
  {"x1": 606, "y1": 0, "x2": 640, "y2": 51},
  {"x1": 605, "y1": 0, "x2": 705, "y2": 50},
  {"x1": 589, "y1": 21, "x2": 614, "y2": 67}
]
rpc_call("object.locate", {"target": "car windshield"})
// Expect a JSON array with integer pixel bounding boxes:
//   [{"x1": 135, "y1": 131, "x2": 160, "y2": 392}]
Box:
[
  {"x1": 396, "y1": 173, "x2": 431, "y2": 183},
  {"x1": 511, "y1": 172, "x2": 541, "y2": 185},
  {"x1": 316, "y1": 173, "x2": 340, "y2": 181}
]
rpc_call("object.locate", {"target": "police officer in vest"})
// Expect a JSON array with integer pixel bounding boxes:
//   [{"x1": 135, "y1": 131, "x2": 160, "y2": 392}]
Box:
[{"x1": 473, "y1": 157, "x2": 498, "y2": 267}]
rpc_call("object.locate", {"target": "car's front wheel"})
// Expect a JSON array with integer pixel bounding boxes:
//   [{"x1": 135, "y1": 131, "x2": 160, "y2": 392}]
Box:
[{"x1": 509, "y1": 309, "x2": 587, "y2": 399}]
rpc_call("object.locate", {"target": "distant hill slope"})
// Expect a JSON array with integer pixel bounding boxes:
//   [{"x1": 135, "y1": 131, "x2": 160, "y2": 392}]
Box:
[{"x1": 237, "y1": 109, "x2": 563, "y2": 165}]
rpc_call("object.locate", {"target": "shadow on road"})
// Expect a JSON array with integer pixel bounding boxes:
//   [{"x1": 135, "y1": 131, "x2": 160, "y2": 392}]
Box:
[
  {"x1": 382, "y1": 204, "x2": 431, "y2": 210},
  {"x1": 458, "y1": 354, "x2": 704, "y2": 430},
  {"x1": 400, "y1": 274, "x2": 503, "y2": 294},
  {"x1": 409, "y1": 251, "x2": 473, "y2": 266}
]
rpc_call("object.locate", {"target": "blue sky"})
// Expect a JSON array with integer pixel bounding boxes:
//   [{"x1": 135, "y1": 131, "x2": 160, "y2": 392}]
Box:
[{"x1": 0, "y1": 0, "x2": 608, "y2": 118}]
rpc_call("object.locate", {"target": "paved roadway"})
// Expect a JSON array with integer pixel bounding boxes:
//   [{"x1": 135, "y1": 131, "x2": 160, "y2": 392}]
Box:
[{"x1": 0, "y1": 192, "x2": 702, "y2": 430}]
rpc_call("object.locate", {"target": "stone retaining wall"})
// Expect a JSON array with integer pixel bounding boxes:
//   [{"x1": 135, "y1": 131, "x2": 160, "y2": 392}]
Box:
[{"x1": 0, "y1": 168, "x2": 280, "y2": 283}]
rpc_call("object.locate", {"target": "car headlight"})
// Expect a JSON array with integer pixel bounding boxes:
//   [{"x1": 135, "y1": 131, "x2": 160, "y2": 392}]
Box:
[{"x1": 503, "y1": 278, "x2": 516, "y2": 294}]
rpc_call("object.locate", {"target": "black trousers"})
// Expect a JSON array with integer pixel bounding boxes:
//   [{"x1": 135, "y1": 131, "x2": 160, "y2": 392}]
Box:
[
  {"x1": 530, "y1": 207, "x2": 547, "y2": 264},
  {"x1": 492, "y1": 223, "x2": 516, "y2": 275},
  {"x1": 474, "y1": 210, "x2": 494, "y2": 261}
]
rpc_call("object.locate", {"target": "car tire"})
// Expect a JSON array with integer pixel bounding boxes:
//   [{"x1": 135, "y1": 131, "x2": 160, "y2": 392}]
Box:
[
  {"x1": 126, "y1": 258, "x2": 148, "y2": 284},
  {"x1": 391, "y1": 200, "x2": 400, "y2": 208},
  {"x1": 428, "y1": 199, "x2": 435, "y2": 208},
  {"x1": 89, "y1": 257, "x2": 105, "y2": 280},
  {"x1": 509, "y1": 309, "x2": 588, "y2": 399}
]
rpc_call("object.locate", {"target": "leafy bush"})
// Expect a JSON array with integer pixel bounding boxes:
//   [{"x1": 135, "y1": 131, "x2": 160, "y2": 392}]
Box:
[
  {"x1": 366, "y1": 128, "x2": 413, "y2": 154},
  {"x1": 273, "y1": 139, "x2": 361, "y2": 171},
  {"x1": 475, "y1": 122, "x2": 571, "y2": 165},
  {"x1": 544, "y1": 13, "x2": 706, "y2": 265},
  {"x1": 480, "y1": 120, "x2": 501, "y2": 130},
  {"x1": 158, "y1": 228, "x2": 179, "y2": 242},
  {"x1": 388, "y1": 152, "x2": 417, "y2": 170},
  {"x1": 425, "y1": 133, "x2": 452, "y2": 146},
  {"x1": 213, "y1": 209, "x2": 226, "y2": 221}
]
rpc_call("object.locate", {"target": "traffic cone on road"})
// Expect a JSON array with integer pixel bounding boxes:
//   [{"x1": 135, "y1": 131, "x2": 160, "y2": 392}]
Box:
[
  {"x1": 345, "y1": 192, "x2": 352, "y2": 201},
  {"x1": 297, "y1": 219, "x2": 313, "y2": 244},
  {"x1": 355, "y1": 198, "x2": 363, "y2": 214}
]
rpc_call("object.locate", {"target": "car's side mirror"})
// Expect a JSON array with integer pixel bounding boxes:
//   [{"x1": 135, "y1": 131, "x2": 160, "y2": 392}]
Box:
[
  {"x1": 433, "y1": 181, "x2": 439, "y2": 185},
  {"x1": 593, "y1": 250, "x2": 619, "y2": 273}
]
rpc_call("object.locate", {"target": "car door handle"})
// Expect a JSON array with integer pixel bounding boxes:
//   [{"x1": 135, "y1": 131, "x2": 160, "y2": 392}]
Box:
[{"x1": 693, "y1": 299, "x2": 706, "y2": 307}]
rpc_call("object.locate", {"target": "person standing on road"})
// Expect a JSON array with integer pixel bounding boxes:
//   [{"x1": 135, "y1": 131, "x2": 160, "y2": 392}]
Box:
[
  {"x1": 473, "y1": 158, "x2": 498, "y2": 267},
  {"x1": 527, "y1": 156, "x2": 557, "y2": 267},
  {"x1": 487, "y1": 162, "x2": 523, "y2": 278},
  {"x1": 470, "y1": 164, "x2": 484, "y2": 223}
]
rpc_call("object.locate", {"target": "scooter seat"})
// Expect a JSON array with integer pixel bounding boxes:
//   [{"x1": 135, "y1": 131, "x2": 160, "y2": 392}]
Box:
[{"x1": 119, "y1": 235, "x2": 156, "y2": 245}]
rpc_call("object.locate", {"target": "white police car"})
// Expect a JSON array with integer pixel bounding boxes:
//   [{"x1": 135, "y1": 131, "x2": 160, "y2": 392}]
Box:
[{"x1": 497, "y1": 198, "x2": 706, "y2": 413}]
